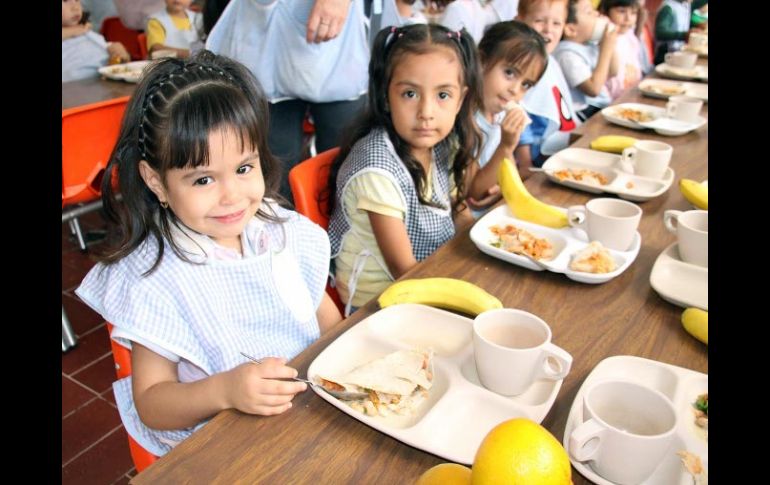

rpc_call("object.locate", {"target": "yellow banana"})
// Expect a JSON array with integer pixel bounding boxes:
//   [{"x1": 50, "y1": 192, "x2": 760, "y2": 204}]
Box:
[
  {"x1": 680, "y1": 179, "x2": 708, "y2": 210},
  {"x1": 498, "y1": 158, "x2": 568, "y2": 228},
  {"x1": 681, "y1": 307, "x2": 708, "y2": 345},
  {"x1": 590, "y1": 135, "x2": 638, "y2": 154},
  {"x1": 378, "y1": 278, "x2": 503, "y2": 316}
]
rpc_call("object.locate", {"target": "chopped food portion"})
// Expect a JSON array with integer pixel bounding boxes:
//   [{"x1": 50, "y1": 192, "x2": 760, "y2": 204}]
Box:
[
  {"x1": 553, "y1": 168, "x2": 609, "y2": 186},
  {"x1": 613, "y1": 107, "x2": 654, "y2": 122},
  {"x1": 678, "y1": 450, "x2": 707, "y2": 485},
  {"x1": 625, "y1": 181, "x2": 635, "y2": 189},
  {"x1": 489, "y1": 224, "x2": 554, "y2": 261},
  {"x1": 693, "y1": 393, "x2": 708, "y2": 437},
  {"x1": 317, "y1": 349, "x2": 434, "y2": 417},
  {"x1": 646, "y1": 83, "x2": 686, "y2": 95},
  {"x1": 569, "y1": 241, "x2": 617, "y2": 274}
]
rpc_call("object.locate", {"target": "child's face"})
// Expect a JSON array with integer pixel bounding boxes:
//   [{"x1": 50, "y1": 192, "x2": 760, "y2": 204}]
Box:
[
  {"x1": 143, "y1": 128, "x2": 265, "y2": 253},
  {"x1": 166, "y1": 0, "x2": 192, "y2": 16},
  {"x1": 387, "y1": 47, "x2": 467, "y2": 158},
  {"x1": 62, "y1": 0, "x2": 83, "y2": 28},
  {"x1": 482, "y1": 59, "x2": 544, "y2": 115},
  {"x1": 608, "y1": 6, "x2": 638, "y2": 34},
  {"x1": 518, "y1": 1, "x2": 568, "y2": 54},
  {"x1": 565, "y1": 0, "x2": 600, "y2": 43}
]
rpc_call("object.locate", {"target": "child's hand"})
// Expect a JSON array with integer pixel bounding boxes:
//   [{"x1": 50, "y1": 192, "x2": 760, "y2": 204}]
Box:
[
  {"x1": 467, "y1": 184, "x2": 502, "y2": 210},
  {"x1": 107, "y1": 42, "x2": 131, "y2": 64},
  {"x1": 224, "y1": 357, "x2": 307, "y2": 416},
  {"x1": 599, "y1": 21, "x2": 618, "y2": 50},
  {"x1": 500, "y1": 108, "x2": 529, "y2": 150}
]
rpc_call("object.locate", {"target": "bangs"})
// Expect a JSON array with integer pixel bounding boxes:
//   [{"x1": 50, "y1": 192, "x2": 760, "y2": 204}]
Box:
[{"x1": 159, "y1": 82, "x2": 262, "y2": 170}]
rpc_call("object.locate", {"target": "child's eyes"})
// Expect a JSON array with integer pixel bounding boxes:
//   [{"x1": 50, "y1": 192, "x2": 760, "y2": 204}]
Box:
[
  {"x1": 438, "y1": 92, "x2": 451, "y2": 100},
  {"x1": 402, "y1": 90, "x2": 418, "y2": 99},
  {"x1": 236, "y1": 164, "x2": 253, "y2": 175},
  {"x1": 193, "y1": 176, "x2": 213, "y2": 186},
  {"x1": 504, "y1": 68, "x2": 518, "y2": 79}
]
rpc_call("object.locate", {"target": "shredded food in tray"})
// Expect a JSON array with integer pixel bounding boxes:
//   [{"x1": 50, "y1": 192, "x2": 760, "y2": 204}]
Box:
[
  {"x1": 693, "y1": 392, "x2": 708, "y2": 439},
  {"x1": 647, "y1": 83, "x2": 686, "y2": 95},
  {"x1": 489, "y1": 224, "x2": 554, "y2": 261},
  {"x1": 569, "y1": 241, "x2": 617, "y2": 274},
  {"x1": 613, "y1": 107, "x2": 654, "y2": 122},
  {"x1": 553, "y1": 168, "x2": 609, "y2": 186},
  {"x1": 678, "y1": 450, "x2": 707, "y2": 485}
]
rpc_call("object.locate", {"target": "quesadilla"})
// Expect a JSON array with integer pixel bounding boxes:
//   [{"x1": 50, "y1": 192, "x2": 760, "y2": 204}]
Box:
[{"x1": 318, "y1": 349, "x2": 434, "y2": 417}]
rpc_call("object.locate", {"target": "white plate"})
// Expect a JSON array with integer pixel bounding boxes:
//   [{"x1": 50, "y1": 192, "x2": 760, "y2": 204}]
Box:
[
  {"x1": 655, "y1": 63, "x2": 708, "y2": 82},
  {"x1": 306, "y1": 304, "x2": 564, "y2": 465},
  {"x1": 470, "y1": 205, "x2": 641, "y2": 284},
  {"x1": 650, "y1": 243, "x2": 708, "y2": 310},
  {"x1": 98, "y1": 60, "x2": 152, "y2": 83},
  {"x1": 637, "y1": 116, "x2": 708, "y2": 136},
  {"x1": 540, "y1": 148, "x2": 674, "y2": 202},
  {"x1": 637, "y1": 79, "x2": 708, "y2": 102},
  {"x1": 564, "y1": 355, "x2": 708, "y2": 485},
  {"x1": 601, "y1": 103, "x2": 666, "y2": 130}
]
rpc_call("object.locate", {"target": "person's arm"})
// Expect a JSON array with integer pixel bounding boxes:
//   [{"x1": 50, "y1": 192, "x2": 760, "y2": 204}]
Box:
[
  {"x1": 106, "y1": 42, "x2": 131, "y2": 63},
  {"x1": 577, "y1": 24, "x2": 618, "y2": 97},
  {"x1": 131, "y1": 344, "x2": 306, "y2": 430},
  {"x1": 145, "y1": 18, "x2": 191, "y2": 57},
  {"x1": 468, "y1": 108, "x2": 528, "y2": 200},
  {"x1": 62, "y1": 23, "x2": 91, "y2": 40},
  {"x1": 368, "y1": 212, "x2": 418, "y2": 279},
  {"x1": 316, "y1": 292, "x2": 343, "y2": 334},
  {"x1": 654, "y1": 5, "x2": 687, "y2": 41},
  {"x1": 307, "y1": 0, "x2": 352, "y2": 43}
]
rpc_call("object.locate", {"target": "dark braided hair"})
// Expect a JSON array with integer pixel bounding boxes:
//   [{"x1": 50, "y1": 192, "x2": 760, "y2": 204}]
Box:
[
  {"x1": 326, "y1": 23, "x2": 482, "y2": 215},
  {"x1": 99, "y1": 50, "x2": 284, "y2": 274}
]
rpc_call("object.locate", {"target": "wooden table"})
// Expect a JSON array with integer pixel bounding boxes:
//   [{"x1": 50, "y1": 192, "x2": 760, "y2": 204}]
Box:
[
  {"x1": 62, "y1": 76, "x2": 137, "y2": 110},
  {"x1": 133, "y1": 76, "x2": 708, "y2": 484}
]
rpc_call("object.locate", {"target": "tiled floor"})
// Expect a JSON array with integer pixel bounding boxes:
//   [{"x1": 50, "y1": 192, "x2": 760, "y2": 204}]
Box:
[{"x1": 62, "y1": 210, "x2": 136, "y2": 484}]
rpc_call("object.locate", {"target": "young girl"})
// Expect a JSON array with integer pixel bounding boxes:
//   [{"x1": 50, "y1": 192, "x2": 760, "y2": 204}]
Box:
[
  {"x1": 75, "y1": 51, "x2": 342, "y2": 457},
  {"x1": 62, "y1": 0, "x2": 130, "y2": 82},
  {"x1": 600, "y1": 0, "x2": 644, "y2": 100},
  {"x1": 146, "y1": 0, "x2": 202, "y2": 58},
  {"x1": 326, "y1": 24, "x2": 482, "y2": 315},
  {"x1": 467, "y1": 20, "x2": 548, "y2": 211}
]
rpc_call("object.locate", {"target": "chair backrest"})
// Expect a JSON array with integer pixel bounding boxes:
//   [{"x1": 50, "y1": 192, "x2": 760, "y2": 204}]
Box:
[
  {"x1": 137, "y1": 32, "x2": 149, "y2": 60},
  {"x1": 62, "y1": 97, "x2": 129, "y2": 207},
  {"x1": 288, "y1": 147, "x2": 340, "y2": 229},
  {"x1": 104, "y1": 323, "x2": 158, "y2": 471},
  {"x1": 100, "y1": 16, "x2": 143, "y2": 61}
]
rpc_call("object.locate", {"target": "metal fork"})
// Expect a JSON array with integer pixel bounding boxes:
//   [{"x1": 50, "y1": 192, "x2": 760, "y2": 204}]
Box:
[{"x1": 239, "y1": 352, "x2": 368, "y2": 401}]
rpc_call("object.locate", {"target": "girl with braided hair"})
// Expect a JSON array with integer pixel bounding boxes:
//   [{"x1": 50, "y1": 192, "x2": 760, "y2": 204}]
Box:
[{"x1": 76, "y1": 50, "x2": 341, "y2": 457}]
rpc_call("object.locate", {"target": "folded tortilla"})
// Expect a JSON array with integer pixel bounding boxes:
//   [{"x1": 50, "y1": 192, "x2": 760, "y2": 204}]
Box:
[{"x1": 320, "y1": 349, "x2": 433, "y2": 397}]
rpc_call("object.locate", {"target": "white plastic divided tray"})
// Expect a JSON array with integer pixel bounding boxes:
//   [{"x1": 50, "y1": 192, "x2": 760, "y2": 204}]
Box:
[
  {"x1": 470, "y1": 205, "x2": 640, "y2": 284},
  {"x1": 638, "y1": 79, "x2": 708, "y2": 102},
  {"x1": 601, "y1": 103, "x2": 706, "y2": 136},
  {"x1": 655, "y1": 63, "x2": 708, "y2": 82},
  {"x1": 564, "y1": 355, "x2": 708, "y2": 485},
  {"x1": 541, "y1": 148, "x2": 674, "y2": 202},
  {"x1": 307, "y1": 303, "x2": 564, "y2": 465},
  {"x1": 650, "y1": 243, "x2": 708, "y2": 310},
  {"x1": 98, "y1": 60, "x2": 152, "y2": 83}
]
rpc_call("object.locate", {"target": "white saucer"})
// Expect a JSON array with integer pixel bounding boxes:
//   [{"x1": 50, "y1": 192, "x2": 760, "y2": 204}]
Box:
[
  {"x1": 655, "y1": 63, "x2": 708, "y2": 82},
  {"x1": 564, "y1": 355, "x2": 708, "y2": 485},
  {"x1": 638, "y1": 116, "x2": 708, "y2": 136},
  {"x1": 649, "y1": 243, "x2": 708, "y2": 310}
]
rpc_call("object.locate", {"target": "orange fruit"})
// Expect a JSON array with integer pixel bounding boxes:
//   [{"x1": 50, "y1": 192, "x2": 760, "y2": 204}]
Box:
[
  {"x1": 415, "y1": 463, "x2": 472, "y2": 485},
  {"x1": 471, "y1": 418, "x2": 572, "y2": 485}
]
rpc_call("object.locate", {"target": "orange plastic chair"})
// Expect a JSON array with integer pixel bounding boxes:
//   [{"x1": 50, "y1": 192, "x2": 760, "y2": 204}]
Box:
[
  {"x1": 62, "y1": 96, "x2": 128, "y2": 250},
  {"x1": 100, "y1": 16, "x2": 143, "y2": 61},
  {"x1": 105, "y1": 323, "x2": 159, "y2": 472},
  {"x1": 288, "y1": 147, "x2": 345, "y2": 314},
  {"x1": 137, "y1": 32, "x2": 148, "y2": 60}
]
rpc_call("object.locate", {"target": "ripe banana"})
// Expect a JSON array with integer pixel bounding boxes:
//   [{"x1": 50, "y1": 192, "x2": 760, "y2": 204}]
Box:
[
  {"x1": 378, "y1": 278, "x2": 503, "y2": 316},
  {"x1": 681, "y1": 307, "x2": 707, "y2": 345},
  {"x1": 590, "y1": 135, "x2": 638, "y2": 154},
  {"x1": 680, "y1": 179, "x2": 708, "y2": 210},
  {"x1": 498, "y1": 158, "x2": 568, "y2": 228}
]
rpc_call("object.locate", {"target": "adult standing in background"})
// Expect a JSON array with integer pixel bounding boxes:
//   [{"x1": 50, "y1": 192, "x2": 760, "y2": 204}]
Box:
[
  {"x1": 113, "y1": 0, "x2": 165, "y2": 30},
  {"x1": 207, "y1": 0, "x2": 370, "y2": 203},
  {"x1": 440, "y1": 0, "x2": 519, "y2": 43}
]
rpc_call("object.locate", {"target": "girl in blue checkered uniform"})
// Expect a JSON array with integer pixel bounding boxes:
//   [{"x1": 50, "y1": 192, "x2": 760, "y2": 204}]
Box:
[
  {"x1": 75, "y1": 50, "x2": 342, "y2": 457},
  {"x1": 326, "y1": 24, "x2": 485, "y2": 316}
]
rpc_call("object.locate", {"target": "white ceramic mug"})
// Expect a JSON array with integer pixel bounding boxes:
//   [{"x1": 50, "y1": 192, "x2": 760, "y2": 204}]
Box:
[
  {"x1": 619, "y1": 140, "x2": 673, "y2": 179},
  {"x1": 473, "y1": 309, "x2": 572, "y2": 396},
  {"x1": 569, "y1": 380, "x2": 677, "y2": 485},
  {"x1": 568, "y1": 198, "x2": 642, "y2": 251},
  {"x1": 664, "y1": 51, "x2": 697, "y2": 68},
  {"x1": 666, "y1": 95, "x2": 703, "y2": 123},
  {"x1": 664, "y1": 209, "x2": 708, "y2": 267}
]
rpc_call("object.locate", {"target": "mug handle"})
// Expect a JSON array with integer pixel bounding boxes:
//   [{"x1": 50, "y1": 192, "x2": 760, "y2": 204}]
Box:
[
  {"x1": 663, "y1": 209, "x2": 682, "y2": 234},
  {"x1": 567, "y1": 205, "x2": 587, "y2": 229},
  {"x1": 666, "y1": 102, "x2": 677, "y2": 119},
  {"x1": 569, "y1": 418, "x2": 606, "y2": 462},
  {"x1": 537, "y1": 343, "x2": 573, "y2": 381},
  {"x1": 618, "y1": 147, "x2": 636, "y2": 174}
]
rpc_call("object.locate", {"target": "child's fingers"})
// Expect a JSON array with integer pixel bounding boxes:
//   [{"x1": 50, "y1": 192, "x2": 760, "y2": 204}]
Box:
[
  {"x1": 261, "y1": 379, "x2": 308, "y2": 396},
  {"x1": 252, "y1": 401, "x2": 294, "y2": 416}
]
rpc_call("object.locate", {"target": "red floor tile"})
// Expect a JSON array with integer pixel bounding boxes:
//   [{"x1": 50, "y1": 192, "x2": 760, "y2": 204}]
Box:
[
  {"x1": 111, "y1": 475, "x2": 131, "y2": 485},
  {"x1": 62, "y1": 324, "x2": 111, "y2": 375},
  {"x1": 63, "y1": 292, "x2": 105, "y2": 336},
  {"x1": 102, "y1": 388, "x2": 117, "y2": 406},
  {"x1": 62, "y1": 398, "x2": 122, "y2": 465},
  {"x1": 62, "y1": 375, "x2": 98, "y2": 418},
  {"x1": 62, "y1": 252, "x2": 100, "y2": 292},
  {"x1": 62, "y1": 427, "x2": 134, "y2": 485},
  {"x1": 72, "y1": 354, "x2": 118, "y2": 395}
]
